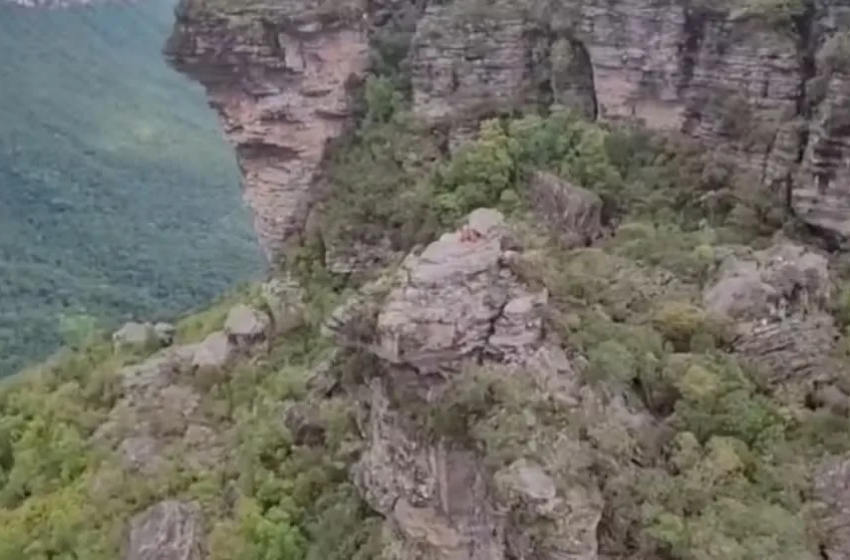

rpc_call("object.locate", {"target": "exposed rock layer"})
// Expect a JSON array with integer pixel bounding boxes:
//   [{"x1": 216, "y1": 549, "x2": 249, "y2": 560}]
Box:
[
  {"x1": 167, "y1": 0, "x2": 850, "y2": 258},
  {"x1": 326, "y1": 209, "x2": 619, "y2": 559},
  {"x1": 166, "y1": 4, "x2": 368, "y2": 262}
]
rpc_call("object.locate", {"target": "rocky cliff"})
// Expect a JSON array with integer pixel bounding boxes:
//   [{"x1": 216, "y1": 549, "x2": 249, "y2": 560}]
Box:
[
  {"x1": 11, "y1": 0, "x2": 850, "y2": 558},
  {"x1": 166, "y1": 0, "x2": 850, "y2": 259}
]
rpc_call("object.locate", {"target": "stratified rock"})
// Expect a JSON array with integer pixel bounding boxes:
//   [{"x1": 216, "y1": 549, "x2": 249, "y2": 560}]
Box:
[
  {"x1": 331, "y1": 208, "x2": 600, "y2": 559},
  {"x1": 126, "y1": 500, "x2": 206, "y2": 560},
  {"x1": 703, "y1": 241, "x2": 841, "y2": 401},
  {"x1": 165, "y1": 0, "x2": 369, "y2": 263},
  {"x1": 704, "y1": 241, "x2": 832, "y2": 322},
  {"x1": 372, "y1": 208, "x2": 514, "y2": 373}
]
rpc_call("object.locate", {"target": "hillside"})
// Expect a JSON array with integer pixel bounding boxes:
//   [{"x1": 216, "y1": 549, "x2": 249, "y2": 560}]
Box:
[
  {"x1": 4, "y1": 0, "x2": 850, "y2": 559},
  {"x1": 0, "y1": 0, "x2": 264, "y2": 376}
]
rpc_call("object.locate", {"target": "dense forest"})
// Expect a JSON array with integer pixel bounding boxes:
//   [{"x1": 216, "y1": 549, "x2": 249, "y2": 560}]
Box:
[{"x1": 0, "y1": 0, "x2": 264, "y2": 376}]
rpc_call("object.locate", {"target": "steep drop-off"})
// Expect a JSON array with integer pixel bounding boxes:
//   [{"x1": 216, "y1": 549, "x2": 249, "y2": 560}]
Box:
[{"x1": 0, "y1": 0, "x2": 263, "y2": 375}]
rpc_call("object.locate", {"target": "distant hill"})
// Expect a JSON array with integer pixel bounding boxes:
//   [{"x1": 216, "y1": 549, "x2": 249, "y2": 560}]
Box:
[{"x1": 0, "y1": 0, "x2": 264, "y2": 375}]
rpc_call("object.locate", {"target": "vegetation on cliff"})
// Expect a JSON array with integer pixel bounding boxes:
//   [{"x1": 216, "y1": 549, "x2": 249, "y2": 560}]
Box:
[
  {"x1": 0, "y1": 0, "x2": 263, "y2": 376},
  {"x1": 2, "y1": 65, "x2": 849, "y2": 558},
  {"x1": 6, "y1": 3, "x2": 850, "y2": 557}
]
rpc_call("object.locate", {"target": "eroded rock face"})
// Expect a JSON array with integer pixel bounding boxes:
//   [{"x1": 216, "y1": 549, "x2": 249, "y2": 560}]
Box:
[
  {"x1": 166, "y1": 2, "x2": 369, "y2": 263},
  {"x1": 127, "y1": 500, "x2": 206, "y2": 560},
  {"x1": 703, "y1": 241, "x2": 845, "y2": 402},
  {"x1": 404, "y1": 0, "x2": 850, "y2": 242},
  {"x1": 328, "y1": 209, "x2": 603, "y2": 559},
  {"x1": 166, "y1": 0, "x2": 850, "y2": 263}
]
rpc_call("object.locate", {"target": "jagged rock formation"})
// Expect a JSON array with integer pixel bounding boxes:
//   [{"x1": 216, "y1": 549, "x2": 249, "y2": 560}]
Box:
[{"x1": 324, "y1": 208, "x2": 640, "y2": 559}]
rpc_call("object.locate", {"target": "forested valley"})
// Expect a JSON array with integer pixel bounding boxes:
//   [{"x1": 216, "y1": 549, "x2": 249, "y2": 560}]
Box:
[{"x1": 0, "y1": 0, "x2": 263, "y2": 376}]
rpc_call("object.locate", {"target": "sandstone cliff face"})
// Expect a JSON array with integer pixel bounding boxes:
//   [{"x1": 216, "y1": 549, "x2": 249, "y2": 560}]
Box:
[
  {"x1": 167, "y1": 0, "x2": 850, "y2": 258},
  {"x1": 165, "y1": 2, "x2": 368, "y2": 263}
]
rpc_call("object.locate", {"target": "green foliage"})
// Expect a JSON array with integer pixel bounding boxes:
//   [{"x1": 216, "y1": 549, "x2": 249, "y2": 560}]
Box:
[
  {"x1": 0, "y1": 1, "x2": 263, "y2": 376},
  {"x1": 0, "y1": 320, "x2": 379, "y2": 559},
  {"x1": 432, "y1": 119, "x2": 518, "y2": 223}
]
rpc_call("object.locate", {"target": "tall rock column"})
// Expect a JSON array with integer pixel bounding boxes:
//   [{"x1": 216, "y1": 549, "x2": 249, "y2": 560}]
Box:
[{"x1": 165, "y1": 1, "x2": 369, "y2": 263}]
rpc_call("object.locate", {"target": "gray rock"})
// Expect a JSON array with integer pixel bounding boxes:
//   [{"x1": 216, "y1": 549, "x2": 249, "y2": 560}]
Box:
[
  {"x1": 153, "y1": 322, "x2": 176, "y2": 347},
  {"x1": 224, "y1": 304, "x2": 271, "y2": 346},
  {"x1": 332, "y1": 208, "x2": 596, "y2": 558},
  {"x1": 112, "y1": 322, "x2": 157, "y2": 353},
  {"x1": 703, "y1": 241, "x2": 842, "y2": 401},
  {"x1": 703, "y1": 241, "x2": 831, "y2": 322},
  {"x1": 126, "y1": 500, "x2": 206, "y2": 560},
  {"x1": 815, "y1": 455, "x2": 850, "y2": 560},
  {"x1": 192, "y1": 331, "x2": 233, "y2": 372},
  {"x1": 262, "y1": 277, "x2": 305, "y2": 335},
  {"x1": 496, "y1": 458, "x2": 602, "y2": 560}
]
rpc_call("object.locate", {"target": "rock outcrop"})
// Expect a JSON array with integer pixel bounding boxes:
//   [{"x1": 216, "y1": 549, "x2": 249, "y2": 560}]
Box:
[
  {"x1": 325, "y1": 208, "x2": 622, "y2": 559},
  {"x1": 95, "y1": 304, "x2": 272, "y2": 475},
  {"x1": 702, "y1": 240, "x2": 847, "y2": 403},
  {"x1": 165, "y1": 0, "x2": 369, "y2": 263},
  {"x1": 167, "y1": 0, "x2": 850, "y2": 257}
]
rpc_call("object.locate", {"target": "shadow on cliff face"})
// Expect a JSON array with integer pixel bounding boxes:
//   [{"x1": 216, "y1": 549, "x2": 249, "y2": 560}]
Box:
[{"x1": 536, "y1": 31, "x2": 599, "y2": 120}]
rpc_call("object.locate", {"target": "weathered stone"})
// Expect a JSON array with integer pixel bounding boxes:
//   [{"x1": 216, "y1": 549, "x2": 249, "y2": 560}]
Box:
[
  {"x1": 528, "y1": 171, "x2": 604, "y2": 248},
  {"x1": 154, "y1": 322, "x2": 176, "y2": 347},
  {"x1": 815, "y1": 455, "x2": 850, "y2": 560},
  {"x1": 126, "y1": 500, "x2": 206, "y2": 560},
  {"x1": 704, "y1": 241, "x2": 831, "y2": 322},
  {"x1": 332, "y1": 209, "x2": 597, "y2": 558},
  {"x1": 224, "y1": 304, "x2": 271, "y2": 346},
  {"x1": 496, "y1": 458, "x2": 602, "y2": 560},
  {"x1": 262, "y1": 277, "x2": 305, "y2": 335},
  {"x1": 703, "y1": 241, "x2": 843, "y2": 401},
  {"x1": 192, "y1": 331, "x2": 233, "y2": 372},
  {"x1": 113, "y1": 322, "x2": 157, "y2": 353},
  {"x1": 166, "y1": 3, "x2": 370, "y2": 263}
]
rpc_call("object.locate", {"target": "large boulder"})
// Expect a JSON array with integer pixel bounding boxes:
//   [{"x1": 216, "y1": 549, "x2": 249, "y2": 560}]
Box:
[
  {"x1": 528, "y1": 171, "x2": 604, "y2": 248},
  {"x1": 704, "y1": 241, "x2": 832, "y2": 322},
  {"x1": 224, "y1": 304, "x2": 271, "y2": 347},
  {"x1": 191, "y1": 331, "x2": 234, "y2": 373},
  {"x1": 113, "y1": 322, "x2": 158, "y2": 353}
]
